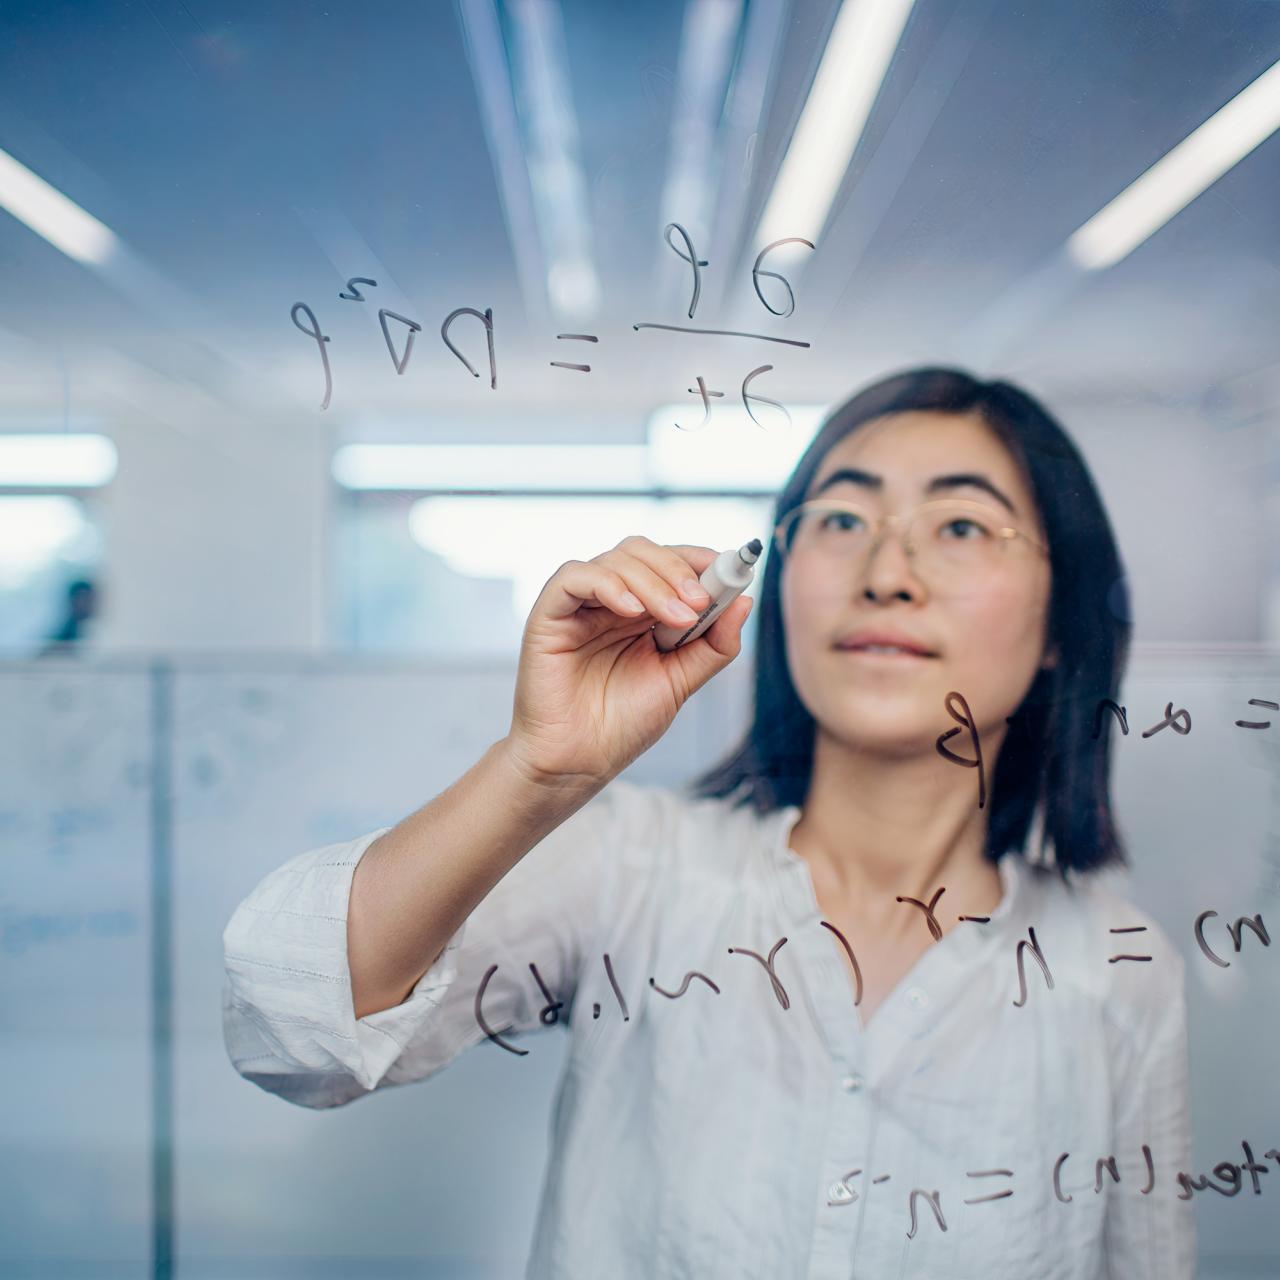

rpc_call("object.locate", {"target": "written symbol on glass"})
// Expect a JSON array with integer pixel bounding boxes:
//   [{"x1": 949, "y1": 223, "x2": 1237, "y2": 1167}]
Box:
[
  {"x1": 822, "y1": 1137, "x2": 1273, "y2": 1239},
  {"x1": 471, "y1": 893, "x2": 1270, "y2": 1055},
  {"x1": 937, "y1": 692, "x2": 1280, "y2": 812},
  {"x1": 1091, "y1": 695, "x2": 1280, "y2": 735},
  {"x1": 288, "y1": 224, "x2": 813, "y2": 418},
  {"x1": 289, "y1": 297, "x2": 497, "y2": 412}
]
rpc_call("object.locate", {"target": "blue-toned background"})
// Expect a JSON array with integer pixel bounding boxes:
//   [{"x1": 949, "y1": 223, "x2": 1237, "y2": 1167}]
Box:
[{"x1": 3, "y1": 1, "x2": 1280, "y2": 1275}]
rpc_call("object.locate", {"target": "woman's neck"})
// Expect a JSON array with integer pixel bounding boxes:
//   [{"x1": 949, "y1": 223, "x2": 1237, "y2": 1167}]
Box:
[{"x1": 787, "y1": 730, "x2": 1005, "y2": 936}]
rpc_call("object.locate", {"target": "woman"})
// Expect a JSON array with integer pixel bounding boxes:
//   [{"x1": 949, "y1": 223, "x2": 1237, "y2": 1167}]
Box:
[{"x1": 223, "y1": 366, "x2": 1195, "y2": 1278}]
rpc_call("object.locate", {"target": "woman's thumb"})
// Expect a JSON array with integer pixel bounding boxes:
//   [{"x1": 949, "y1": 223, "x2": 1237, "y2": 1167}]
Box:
[{"x1": 666, "y1": 594, "x2": 753, "y2": 697}]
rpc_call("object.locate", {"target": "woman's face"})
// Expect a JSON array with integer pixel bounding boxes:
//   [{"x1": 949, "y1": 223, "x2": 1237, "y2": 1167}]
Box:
[{"x1": 779, "y1": 410, "x2": 1055, "y2": 757}]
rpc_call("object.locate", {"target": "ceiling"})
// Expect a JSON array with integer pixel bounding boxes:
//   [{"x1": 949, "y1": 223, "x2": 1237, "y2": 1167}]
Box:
[{"x1": 2, "y1": 0, "x2": 1280, "y2": 437}]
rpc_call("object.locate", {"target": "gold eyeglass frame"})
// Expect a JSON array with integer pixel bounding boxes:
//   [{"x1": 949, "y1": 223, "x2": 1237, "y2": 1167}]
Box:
[{"x1": 771, "y1": 497, "x2": 1050, "y2": 572}]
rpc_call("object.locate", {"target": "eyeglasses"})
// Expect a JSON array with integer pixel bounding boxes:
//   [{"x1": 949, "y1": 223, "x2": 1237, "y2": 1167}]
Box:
[{"x1": 772, "y1": 498, "x2": 1048, "y2": 589}]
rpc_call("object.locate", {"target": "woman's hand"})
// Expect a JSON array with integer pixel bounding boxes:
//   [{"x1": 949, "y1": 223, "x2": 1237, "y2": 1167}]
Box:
[{"x1": 504, "y1": 536, "x2": 754, "y2": 788}]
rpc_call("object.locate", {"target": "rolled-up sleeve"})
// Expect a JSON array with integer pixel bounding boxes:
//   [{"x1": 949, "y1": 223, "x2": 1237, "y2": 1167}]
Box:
[
  {"x1": 222, "y1": 779, "x2": 647, "y2": 1109},
  {"x1": 1102, "y1": 941, "x2": 1197, "y2": 1278}
]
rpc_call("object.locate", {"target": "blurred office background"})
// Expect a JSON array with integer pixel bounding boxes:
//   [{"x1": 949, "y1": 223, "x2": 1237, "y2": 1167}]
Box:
[{"x1": 2, "y1": 0, "x2": 1280, "y2": 1275}]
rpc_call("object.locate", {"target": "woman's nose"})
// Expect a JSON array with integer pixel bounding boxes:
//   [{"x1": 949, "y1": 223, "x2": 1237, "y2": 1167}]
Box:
[{"x1": 858, "y1": 527, "x2": 924, "y2": 601}]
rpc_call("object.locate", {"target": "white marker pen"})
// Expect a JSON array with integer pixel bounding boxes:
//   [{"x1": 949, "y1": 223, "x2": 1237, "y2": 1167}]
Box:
[{"x1": 653, "y1": 538, "x2": 763, "y2": 652}]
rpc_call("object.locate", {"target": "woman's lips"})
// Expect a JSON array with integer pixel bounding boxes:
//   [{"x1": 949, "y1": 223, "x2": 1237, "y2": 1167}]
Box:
[{"x1": 835, "y1": 647, "x2": 935, "y2": 663}]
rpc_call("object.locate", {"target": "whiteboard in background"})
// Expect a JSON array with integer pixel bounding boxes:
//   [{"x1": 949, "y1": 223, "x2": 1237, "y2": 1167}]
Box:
[{"x1": 1, "y1": 652, "x2": 1278, "y2": 1277}]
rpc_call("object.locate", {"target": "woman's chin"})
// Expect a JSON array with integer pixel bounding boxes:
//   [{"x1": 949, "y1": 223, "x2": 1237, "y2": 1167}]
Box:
[
  {"x1": 802, "y1": 671, "x2": 958, "y2": 750},
  {"x1": 822, "y1": 712, "x2": 943, "y2": 759},
  {"x1": 832, "y1": 682, "x2": 947, "y2": 724}
]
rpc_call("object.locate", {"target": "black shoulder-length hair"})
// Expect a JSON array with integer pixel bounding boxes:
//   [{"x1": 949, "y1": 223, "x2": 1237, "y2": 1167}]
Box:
[{"x1": 685, "y1": 365, "x2": 1132, "y2": 881}]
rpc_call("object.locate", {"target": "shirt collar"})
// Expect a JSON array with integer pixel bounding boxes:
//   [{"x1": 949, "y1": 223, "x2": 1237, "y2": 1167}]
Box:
[{"x1": 769, "y1": 801, "x2": 1030, "y2": 951}]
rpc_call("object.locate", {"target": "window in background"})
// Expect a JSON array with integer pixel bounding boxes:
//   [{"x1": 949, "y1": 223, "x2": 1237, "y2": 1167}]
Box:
[
  {"x1": 336, "y1": 492, "x2": 776, "y2": 659},
  {"x1": 0, "y1": 495, "x2": 104, "y2": 656}
]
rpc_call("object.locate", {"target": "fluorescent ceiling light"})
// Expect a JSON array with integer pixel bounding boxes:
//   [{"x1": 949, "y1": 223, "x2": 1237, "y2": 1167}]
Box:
[
  {"x1": 457, "y1": 0, "x2": 548, "y2": 322},
  {"x1": 753, "y1": 0, "x2": 917, "y2": 251},
  {"x1": 657, "y1": 0, "x2": 744, "y2": 246},
  {"x1": 333, "y1": 444, "x2": 651, "y2": 491},
  {"x1": 706, "y1": 0, "x2": 787, "y2": 311},
  {"x1": 505, "y1": 0, "x2": 601, "y2": 317},
  {"x1": 334, "y1": 412, "x2": 831, "y2": 494},
  {"x1": 647, "y1": 402, "x2": 826, "y2": 488},
  {"x1": 0, "y1": 433, "x2": 117, "y2": 487},
  {"x1": 0, "y1": 148, "x2": 118, "y2": 265},
  {"x1": 408, "y1": 494, "x2": 767, "y2": 618},
  {"x1": 0, "y1": 155, "x2": 258, "y2": 414},
  {"x1": 1067, "y1": 57, "x2": 1280, "y2": 271}
]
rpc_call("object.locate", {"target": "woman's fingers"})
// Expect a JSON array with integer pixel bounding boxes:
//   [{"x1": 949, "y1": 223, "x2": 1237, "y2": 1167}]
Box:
[
  {"x1": 537, "y1": 560, "x2": 632, "y2": 623},
  {"x1": 663, "y1": 593, "x2": 753, "y2": 699},
  {"x1": 597, "y1": 539, "x2": 718, "y2": 624},
  {"x1": 538, "y1": 540, "x2": 720, "y2": 627},
  {"x1": 617, "y1": 539, "x2": 719, "y2": 602}
]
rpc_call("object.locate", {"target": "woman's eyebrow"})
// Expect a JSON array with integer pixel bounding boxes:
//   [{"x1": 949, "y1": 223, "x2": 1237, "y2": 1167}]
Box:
[
  {"x1": 926, "y1": 471, "x2": 1018, "y2": 513},
  {"x1": 811, "y1": 466, "x2": 1017, "y2": 514}
]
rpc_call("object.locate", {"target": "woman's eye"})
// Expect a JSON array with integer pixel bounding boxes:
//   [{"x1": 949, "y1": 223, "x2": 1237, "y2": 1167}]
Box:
[
  {"x1": 942, "y1": 518, "x2": 987, "y2": 539},
  {"x1": 820, "y1": 512, "x2": 862, "y2": 532}
]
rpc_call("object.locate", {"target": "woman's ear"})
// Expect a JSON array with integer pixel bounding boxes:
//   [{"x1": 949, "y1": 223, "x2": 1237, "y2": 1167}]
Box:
[{"x1": 1041, "y1": 643, "x2": 1059, "y2": 671}]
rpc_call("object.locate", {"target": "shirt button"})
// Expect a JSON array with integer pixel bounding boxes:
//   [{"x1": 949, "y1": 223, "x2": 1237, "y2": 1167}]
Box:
[
  {"x1": 826, "y1": 1179, "x2": 854, "y2": 1205},
  {"x1": 905, "y1": 985, "x2": 929, "y2": 1009},
  {"x1": 840, "y1": 1073, "x2": 864, "y2": 1092}
]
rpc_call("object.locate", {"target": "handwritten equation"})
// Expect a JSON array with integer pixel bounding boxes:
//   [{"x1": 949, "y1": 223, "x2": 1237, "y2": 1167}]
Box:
[
  {"x1": 783, "y1": 1137, "x2": 1264, "y2": 1237},
  {"x1": 460, "y1": 685, "x2": 1280, "y2": 1047},
  {"x1": 471, "y1": 891, "x2": 1268, "y2": 1055},
  {"x1": 935, "y1": 689, "x2": 1278, "y2": 810},
  {"x1": 290, "y1": 223, "x2": 813, "y2": 421}
]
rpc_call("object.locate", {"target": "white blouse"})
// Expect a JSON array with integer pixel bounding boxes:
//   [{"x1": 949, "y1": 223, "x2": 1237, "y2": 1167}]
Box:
[{"x1": 222, "y1": 778, "x2": 1196, "y2": 1279}]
